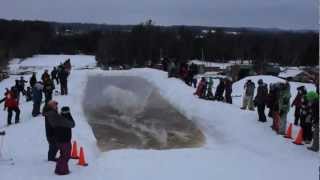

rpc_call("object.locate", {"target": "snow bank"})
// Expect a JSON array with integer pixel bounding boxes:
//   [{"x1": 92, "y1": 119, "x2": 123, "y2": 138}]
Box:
[
  {"x1": 9, "y1": 55, "x2": 97, "y2": 74},
  {"x1": 279, "y1": 68, "x2": 303, "y2": 78}
]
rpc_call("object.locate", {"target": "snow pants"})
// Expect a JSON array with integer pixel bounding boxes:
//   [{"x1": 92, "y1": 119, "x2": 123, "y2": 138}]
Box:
[
  {"x1": 225, "y1": 94, "x2": 232, "y2": 104},
  {"x1": 310, "y1": 123, "x2": 319, "y2": 151},
  {"x1": 48, "y1": 140, "x2": 58, "y2": 161},
  {"x1": 257, "y1": 104, "x2": 266, "y2": 122},
  {"x1": 60, "y1": 81, "x2": 68, "y2": 95},
  {"x1": 55, "y1": 142, "x2": 71, "y2": 175},
  {"x1": 294, "y1": 107, "x2": 301, "y2": 126},
  {"x1": 32, "y1": 101, "x2": 41, "y2": 117},
  {"x1": 44, "y1": 93, "x2": 53, "y2": 105},
  {"x1": 242, "y1": 95, "x2": 254, "y2": 110},
  {"x1": 7, "y1": 107, "x2": 20, "y2": 125},
  {"x1": 302, "y1": 122, "x2": 313, "y2": 142},
  {"x1": 192, "y1": 79, "x2": 197, "y2": 88},
  {"x1": 278, "y1": 113, "x2": 287, "y2": 135}
]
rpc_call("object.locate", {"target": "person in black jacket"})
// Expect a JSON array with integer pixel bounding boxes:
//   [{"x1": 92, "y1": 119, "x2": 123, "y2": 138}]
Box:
[
  {"x1": 224, "y1": 78, "x2": 233, "y2": 104},
  {"x1": 29, "y1": 72, "x2": 37, "y2": 88},
  {"x1": 42, "y1": 103, "x2": 58, "y2": 162},
  {"x1": 58, "y1": 67, "x2": 69, "y2": 95},
  {"x1": 46, "y1": 101, "x2": 75, "y2": 175},
  {"x1": 43, "y1": 77, "x2": 55, "y2": 105},
  {"x1": 254, "y1": 79, "x2": 268, "y2": 122},
  {"x1": 214, "y1": 78, "x2": 225, "y2": 101},
  {"x1": 17, "y1": 76, "x2": 27, "y2": 96},
  {"x1": 51, "y1": 67, "x2": 59, "y2": 85}
]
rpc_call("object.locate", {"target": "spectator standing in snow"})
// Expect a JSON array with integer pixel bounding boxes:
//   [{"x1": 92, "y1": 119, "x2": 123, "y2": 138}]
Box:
[
  {"x1": 278, "y1": 82, "x2": 291, "y2": 135},
  {"x1": 268, "y1": 83, "x2": 281, "y2": 131},
  {"x1": 25, "y1": 87, "x2": 32, "y2": 102},
  {"x1": 192, "y1": 76, "x2": 198, "y2": 88},
  {"x1": 224, "y1": 78, "x2": 233, "y2": 104},
  {"x1": 190, "y1": 63, "x2": 198, "y2": 88},
  {"x1": 32, "y1": 82, "x2": 43, "y2": 117},
  {"x1": 300, "y1": 94, "x2": 313, "y2": 144},
  {"x1": 46, "y1": 101, "x2": 75, "y2": 175},
  {"x1": 64, "y1": 59, "x2": 72, "y2": 74},
  {"x1": 206, "y1": 77, "x2": 214, "y2": 99},
  {"x1": 291, "y1": 86, "x2": 307, "y2": 126},
  {"x1": 51, "y1": 67, "x2": 59, "y2": 85},
  {"x1": 58, "y1": 66, "x2": 69, "y2": 95},
  {"x1": 241, "y1": 80, "x2": 255, "y2": 110},
  {"x1": 214, "y1": 78, "x2": 225, "y2": 101},
  {"x1": 0, "y1": 87, "x2": 20, "y2": 125},
  {"x1": 267, "y1": 83, "x2": 277, "y2": 118},
  {"x1": 29, "y1": 72, "x2": 37, "y2": 88},
  {"x1": 162, "y1": 58, "x2": 169, "y2": 71},
  {"x1": 41, "y1": 70, "x2": 50, "y2": 82},
  {"x1": 306, "y1": 92, "x2": 319, "y2": 152},
  {"x1": 13, "y1": 80, "x2": 20, "y2": 103},
  {"x1": 42, "y1": 103, "x2": 58, "y2": 162},
  {"x1": 43, "y1": 76, "x2": 55, "y2": 105},
  {"x1": 180, "y1": 64, "x2": 189, "y2": 85},
  {"x1": 17, "y1": 76, "x2": 27, "y2": 96},
  {"x1": 254, "y1": 79, "x2": 268, "y2": 122},
  {"x1": 168, "y1": 60, "x2": 176, "y2": 78},
  {"x1": 194, "y1": 77, "x2": 206, "y2": 98}
]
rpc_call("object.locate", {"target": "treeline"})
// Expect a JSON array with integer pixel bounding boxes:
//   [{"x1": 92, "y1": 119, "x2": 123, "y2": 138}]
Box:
[
  {"x1": 0, "y1": 19, "x2": 318, "y2": 69},
  {"x1": 96, "y1": 20, "x2": 318, "y2": 67},
  {"x1": 0, "y1": 19, "x2": 100, "y2": 68}
]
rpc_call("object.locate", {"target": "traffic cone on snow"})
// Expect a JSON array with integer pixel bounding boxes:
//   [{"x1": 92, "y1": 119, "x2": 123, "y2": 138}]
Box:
[
  {"x1": 71, "y1": 141, "x2": 79, "y2": 159},
  {"x1": 77, "y1": 147, "x2": 88, "y2": 166},
  {"x1": 292, "y1": 128, "x2": 304, "y2": 145},
  {"x1": 283, "y1": 123, "x2": 293, "y2": 139}
]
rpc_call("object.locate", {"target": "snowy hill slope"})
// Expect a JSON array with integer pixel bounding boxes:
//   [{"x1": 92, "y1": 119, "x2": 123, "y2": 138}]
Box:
[{"x1": 0, "y1": 55, "x2": 317, "y2": 180}]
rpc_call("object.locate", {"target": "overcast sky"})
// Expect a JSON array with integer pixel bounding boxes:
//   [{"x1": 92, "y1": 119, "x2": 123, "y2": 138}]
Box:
[{"x1": 0, "y1": 0, "x2": 317, "y2": 30}]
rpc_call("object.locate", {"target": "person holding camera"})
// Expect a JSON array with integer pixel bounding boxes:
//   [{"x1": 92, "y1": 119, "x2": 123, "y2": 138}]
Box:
[{"x1": 46, "y1": 100, "x2": 75, "y2": 175}]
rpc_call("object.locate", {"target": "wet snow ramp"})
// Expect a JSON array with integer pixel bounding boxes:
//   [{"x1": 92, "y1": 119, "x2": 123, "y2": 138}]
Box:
[{"x1": 83, "y1": 75, "x2": 204, "y2": 151}]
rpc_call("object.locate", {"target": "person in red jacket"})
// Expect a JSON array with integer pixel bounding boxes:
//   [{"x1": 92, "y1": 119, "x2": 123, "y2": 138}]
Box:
[
  {"x1": 194, "y1": 77, "x2": 206, "y2": 98},
  {"x1": 1, "y1": 87, "x2": 20, "y2": 125}
]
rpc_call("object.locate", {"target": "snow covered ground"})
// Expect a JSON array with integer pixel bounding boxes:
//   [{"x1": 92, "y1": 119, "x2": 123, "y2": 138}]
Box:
[
  {"x1": 0, "y1": 55, "x2": 318, "y2": 180},
  {"x1": 278, "y1": 67, "x2": 303, "y2": 78}
]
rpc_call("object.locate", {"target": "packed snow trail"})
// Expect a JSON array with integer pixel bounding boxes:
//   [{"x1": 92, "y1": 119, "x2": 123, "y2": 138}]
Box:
[{"x1": 0, "y1": 55, "x2": 317, "y2": 180}]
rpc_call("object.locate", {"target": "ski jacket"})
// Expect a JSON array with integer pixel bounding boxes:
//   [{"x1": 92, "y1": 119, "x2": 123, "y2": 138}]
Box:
[
  {"x1": 279, "y1": 88, "x2": 291, "y2": 114},
  {"x1": 244, "y1": 82, "x2": 255, "y2": 96},
  {"x1": 5, "y1": 91, "x2": 18, "y2": 108},
  {"x1": 254, "y1": 83, "x2": 268, "y2": 105}
]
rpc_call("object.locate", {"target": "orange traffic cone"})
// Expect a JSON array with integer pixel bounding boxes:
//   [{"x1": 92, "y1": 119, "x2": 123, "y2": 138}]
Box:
[
  {"x1": 77, "y1": 147, "x2": 88, "y2": 166},
  {"x1": 71, "y1": 141, "x2": 79, "y2": 159},
  {"x1": 284, "y1": 123, "x2": 293, "y2": 139},
  {"x1": 292, "y1": 128, "x2": 304, "y2": 145}
]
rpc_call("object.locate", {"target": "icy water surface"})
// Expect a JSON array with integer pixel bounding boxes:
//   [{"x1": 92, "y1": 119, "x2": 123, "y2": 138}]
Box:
[{"x1": 83, "y1": 76, "x2": 204, "y2": 151}]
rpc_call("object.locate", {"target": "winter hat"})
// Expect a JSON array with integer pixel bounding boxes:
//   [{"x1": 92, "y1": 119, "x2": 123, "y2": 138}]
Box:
[
  {"x1": 305, "y1": 91, "x2": 319, "y2": 102},
  {"x1": 258, "y1": 79, "x2": 263, "y2": 84}
]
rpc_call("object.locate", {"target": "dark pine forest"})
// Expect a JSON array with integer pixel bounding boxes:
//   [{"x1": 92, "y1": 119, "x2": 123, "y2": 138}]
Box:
[{"x1": 0, "y1": 19, "x2": 318, "y2": 69}]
